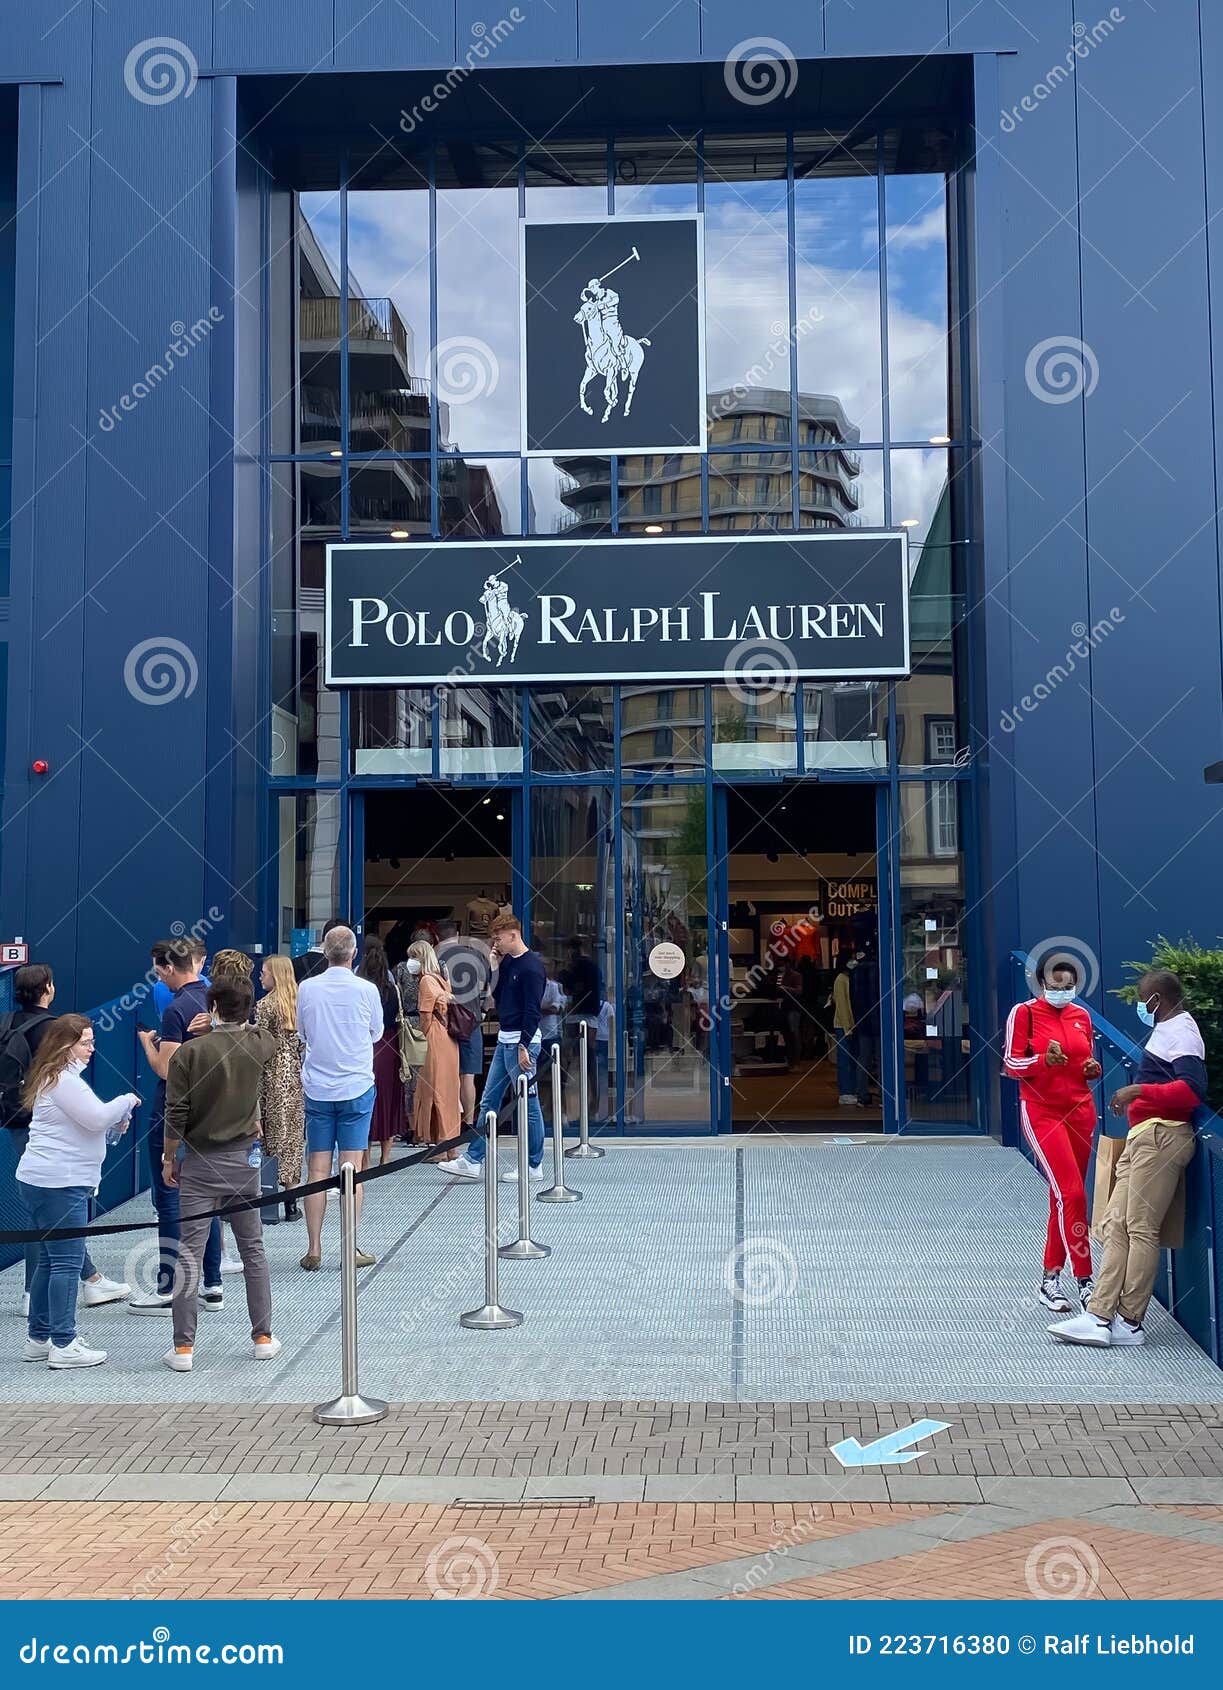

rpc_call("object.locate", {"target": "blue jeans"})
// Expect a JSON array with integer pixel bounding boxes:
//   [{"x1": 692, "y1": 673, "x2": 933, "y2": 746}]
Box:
[
  {"x1": 469, "y1": 1039, "x2": 544, "y2": 1168},
  {"x1": 12, "y1": 1128, "x2": 97, "y2": 1291},
  {"x1": 19, "y1": 1181, "x2": 90, "y2": 1348},
  {"x1": 835, "y1": 1031, "x2": 856, "y2": 1098},
  {"x1": 304, "y1": 1085, "x2": 376, "y2": 1155},
  {"x1": 149, "y1": 1115, "x2": 222, "y2": 1297}
]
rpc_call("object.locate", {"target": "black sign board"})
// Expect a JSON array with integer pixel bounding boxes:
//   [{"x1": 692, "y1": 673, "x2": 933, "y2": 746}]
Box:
[
  {"x1": 520, "y1": 215, "x2": 705, "y2": 456},
  {"x1": 325, "y1": 532, "x2": 911, "y2": 688}
]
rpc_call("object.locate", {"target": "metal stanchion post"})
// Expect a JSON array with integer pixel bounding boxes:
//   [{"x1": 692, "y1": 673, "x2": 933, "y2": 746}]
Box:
[
  {"x1": 538, "y1": 1040, "x2": 581, "y2": 1203},
  {"x1": 313, "y1": 1162, "x2": 389, "y2": 1425},
  {"x1": 460, "y1": 1109, "x2": 522, "y2": 1329},
  {"x1": 499, "y1": 1072, "x2": 551, "y2": 1258},
  {"x1": 566, "y1": 1017, "x2": 604, "y2": 1158}
]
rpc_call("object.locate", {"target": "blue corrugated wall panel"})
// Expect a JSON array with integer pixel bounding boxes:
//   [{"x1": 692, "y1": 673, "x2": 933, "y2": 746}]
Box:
[
  {"x1": 214, "y1": 0, "x2": 333, "y2": 71},
  {"x1": 455, "y1": 0, "x2": 577, "y2": 64},
  {"x1": 333, "y1": 0, "x2": 458, "y2": 69},
  {"x1": 581, "y1": 0, "x2": 701, "y2": 65},
  {"x1": 825, "y1": 0, "x2": 948, "y2": 57}
]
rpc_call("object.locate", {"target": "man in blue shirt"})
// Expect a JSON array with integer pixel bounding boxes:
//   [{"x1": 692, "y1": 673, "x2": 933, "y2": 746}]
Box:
[
  {"x1": 151, "y1": 936, "x2": 210, "y2": 1020},
  {"x1": 130, "y1": 939, "x2": 223, "y2": 1312},
  {"x1": 449, "y1": 912, "x2": 547, "y2": 1183}
]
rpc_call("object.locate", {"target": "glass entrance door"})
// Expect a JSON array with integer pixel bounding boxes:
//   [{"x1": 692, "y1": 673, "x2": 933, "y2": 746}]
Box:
[{"x1": 621, "y1": 783, "x2": 714, "y2": 1131}]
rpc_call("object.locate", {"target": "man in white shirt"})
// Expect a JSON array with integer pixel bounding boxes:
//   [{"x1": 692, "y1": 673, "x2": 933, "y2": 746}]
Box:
[{"x1": 295, "y1": 925, "x2": 383, "y2": 1272}]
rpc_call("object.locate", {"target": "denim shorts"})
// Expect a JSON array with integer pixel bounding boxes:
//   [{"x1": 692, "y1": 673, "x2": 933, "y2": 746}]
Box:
[
  {"x1": 305, "y1": 1086, "x2": 376, "y2": 1155},
  {"x1": 458, "y1": 1020, "x2": 484, "y2": 1076}
]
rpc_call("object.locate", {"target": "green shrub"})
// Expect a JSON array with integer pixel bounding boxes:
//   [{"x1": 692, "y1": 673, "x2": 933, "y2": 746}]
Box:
[{"x1": 1114, "y1": 936, "x2": 1223, "y2": 1113}]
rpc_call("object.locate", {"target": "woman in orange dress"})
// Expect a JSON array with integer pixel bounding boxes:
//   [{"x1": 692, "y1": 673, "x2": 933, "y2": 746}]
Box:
[{"x1": 410, "y1": 941, "x2": 461, "y2": 1159}]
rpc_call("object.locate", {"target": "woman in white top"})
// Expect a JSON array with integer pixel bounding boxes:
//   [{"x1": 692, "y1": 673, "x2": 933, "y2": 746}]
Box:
[{"x1": 16, "y1": 1015, "x2": 140, "y2": 1370}]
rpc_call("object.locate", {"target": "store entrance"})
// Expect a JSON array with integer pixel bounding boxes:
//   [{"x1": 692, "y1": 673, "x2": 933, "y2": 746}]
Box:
[
  {"x1": 360, "y1": 788, "x2": 514, "y2": 968},
  {"x1": 720, "y1": 783, "x2": 883, "y2": 1130}
]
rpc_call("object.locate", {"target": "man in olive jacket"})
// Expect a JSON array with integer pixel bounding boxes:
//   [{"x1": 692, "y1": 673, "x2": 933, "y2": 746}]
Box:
[{"x1": 162, "y1": 977, "x2": 280, "y2": 1372}]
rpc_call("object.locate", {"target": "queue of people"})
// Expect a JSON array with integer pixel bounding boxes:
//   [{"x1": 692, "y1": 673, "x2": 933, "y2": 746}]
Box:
[{"x1": 1, "y1": 923, "x2": 1213, "y2": 1373}]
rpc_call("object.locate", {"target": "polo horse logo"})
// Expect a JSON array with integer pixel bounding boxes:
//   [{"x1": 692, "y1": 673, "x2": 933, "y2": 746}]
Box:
[
  {"x1": 575, "y1": 248, "x2": 651, "y2": 424},
  {"x1": 478, "y1": 562, "x2": 525, "y2": 667}
]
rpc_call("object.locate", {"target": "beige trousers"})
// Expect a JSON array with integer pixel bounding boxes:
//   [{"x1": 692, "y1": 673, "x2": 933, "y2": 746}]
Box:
[{"x1": 1089, "y1": 1120, "x2": 1196, "y2": 1326}]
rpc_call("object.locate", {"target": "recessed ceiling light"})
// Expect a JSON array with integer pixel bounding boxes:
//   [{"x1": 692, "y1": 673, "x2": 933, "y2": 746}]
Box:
[
  {"x1": 644, "y1": 523, "x2": 664, "y2": 534},
  {"x1": 329, "y1": 449, "x2": 342, "y2": 458},
  {"x1": 482, "y1": 796, "x2": 492, "y2": 805},
  {"x1": 900, "y1": 518, "x2": 920, "y2": 528},
  {"x1": 390, "y1": 529, "x2": 409, "y2": 539},
  {"x1": 495, "y1": 812, "x2": 505, "y2": 821},
  {"x1": 929, "y1": 435, "x2": 951, "y2": 446}
]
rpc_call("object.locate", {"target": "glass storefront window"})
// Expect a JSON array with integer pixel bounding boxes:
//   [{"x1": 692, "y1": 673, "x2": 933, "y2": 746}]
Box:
[
  {"x1": 885, "y1": 173, "x2": 950, "y2": 443},
  {"x1": 348, "y1": 460, "x2": 431, "y2": 536},
  {"x1": 440, "y1": 685, "x2": 523, "y2": 776},
  {"x1": 711, "y1": 685, "x2": 798, "y2": 772},
  {"x1": 896, "y1": 575, "x2": 967, "y2": 768},
  {"x1": 621, "y1": 784, "x2": 711, "y2": 1126},
  {"x1": 618, "y1": 452, "x2": 701, "y2": 533},
  {"x1": 708, "y1": 451, "x2": 792, "y2": 529},
  {"x1": 269, "y1": 463, "x2": 340, "y2": 778},
  {"x1": 529, "y1": 785, "x2": 616, "y2": 1126},
  {"x1": 346, "y1": 184, "x2": 431, "y2": 455},
  {"x1": 435, "y1": 144, "x2": 520, "y2": 453},
  {"x1": 529, "y1": 455, "x2": 610, "y2": 535},
  {"x1": 524, "y1": 140, "x2": 608, "y2": 217},
  {"x1": 276, "y1": 793, "x2": 341, "y2": 949},
  {"x1": 620, "y1": 686, "x2": 706, "y2": 775},
  {"x1": 296, "y1": 192, "x2": 344, "y2": 456},
  {"x1": 530, "y1": 687, "x2": 614, "y2": 774},
  {"x1": 794, "y1": 152, "x2": 884, "y2": 445},
  {"x1": 439, "y1": 457, "x2": 521, "y2": 537},
  {"x1": 704, "y1": 136, "x2": 790, "y2": 423},
  {"x1": 352, "y1": 689, "x2": 433, "y2": 775},
  {"x1": 803, "y1": 683, "x2": 887, "y2": 770},
  {"x1": 611, "y1": 136, "x2": 698, "y2": 214},
  {"x1": 899, "y1": 781, "x2": 970, "y2": 1124},
  {"x1": 798, "y1": 446, "x2": 882, "y2": 529}
]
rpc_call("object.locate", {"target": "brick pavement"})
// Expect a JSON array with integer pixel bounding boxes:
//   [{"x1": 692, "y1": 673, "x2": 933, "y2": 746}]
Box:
[
  {"x1": 0, "y1": 1400, "x2": 1221, "y2": 1481},
  {"x1": 3, "y1": 1498, "x2": 1221, "y2": 1600}
]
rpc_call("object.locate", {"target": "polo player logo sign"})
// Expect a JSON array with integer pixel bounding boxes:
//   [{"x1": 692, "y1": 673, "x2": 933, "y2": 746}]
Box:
[
  {"x1": 575, "y1": 248, "x2": 651, "y2": 423},
  {"x1": 478, "y1": 561, "x2": 525, "y2": 667},
  {"x1": 521, "y1": 214, "x2": 705, "y2": 456}
]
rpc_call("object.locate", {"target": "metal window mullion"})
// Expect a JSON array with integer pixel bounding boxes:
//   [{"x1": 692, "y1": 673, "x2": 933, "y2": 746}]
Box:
[
  {"x1": 877, "y1": 128, "x2": 892, "y2": 523},
  {"x1": 787, "y1": 132, "x2": 799, "y2": 527},
  {"x1": 697, "y1": 132, "x2": 709, "y2": 529},
  {"x1": 428, "y1": 141, "x2": 440, "y2": 537}
]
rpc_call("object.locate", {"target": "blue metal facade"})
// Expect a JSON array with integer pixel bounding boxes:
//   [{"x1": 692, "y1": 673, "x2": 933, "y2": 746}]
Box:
[{"x1": 0, "y1": 5, "x2": 1220, "y2": 1150}]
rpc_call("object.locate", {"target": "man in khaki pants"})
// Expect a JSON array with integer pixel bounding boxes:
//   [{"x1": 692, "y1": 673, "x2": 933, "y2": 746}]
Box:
[{"x1": 1050, "y1": 970, "x2": 1205, "y2": 1348}]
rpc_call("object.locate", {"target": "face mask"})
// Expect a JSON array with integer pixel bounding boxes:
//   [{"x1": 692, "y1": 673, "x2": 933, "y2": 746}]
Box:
[
  {"x1": 1044, "y1": 988, "x2": 1075, "y2": 1008},
  {"x1": 406, "y1": 958, "x2": 421, "y2": 976},
  {"x1": 1137, "y1": 996, "x2": 1158, "y2": 1028}
]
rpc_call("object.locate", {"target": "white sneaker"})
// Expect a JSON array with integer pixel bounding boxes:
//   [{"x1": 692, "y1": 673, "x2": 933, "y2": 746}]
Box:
[
  {"x1": 80, "y1": 1274, "x2": 130, "y2": 1308},
  {"x1": 1048, "y1": 1311, "x2": 1112, "y2": 1347},
  {"x1": 220, "y1": 1255, "x2": 245, "y2": 1276},
  {"x1": 23, "y1": 1337, "x2": 50, "y2": 1362},
  {"x1": 20, "y1": 1292, "x2": 29, "y2": 1319},
  {"x1": 252, "y1": 1335, "x2": 283, "y2": 1360},
  {"x1": 199, "y1": 1286, "x2": 223, "y2": 1311},
  {"x1": 447, "y1": 1155, "x2": 483, "y2": 1180},
  {"x1": 47, "y1": 1336, "x2": 107, "y2": 1369},
  {"x1": 1109, "y1": 1315, "x2": 1145, "y2": 1346},
  {"x1": 501, "y1": 1165, "x2": 546, "y2": 1183},
  {"x1": 127, "y1": 1292, "x2": 174, "y2": 1315},
  {"x1": 163, "y1": 1346, "x2": 194, "y2": 1372},
  {"x1": 1039, "y1": 1273, "x2": 1072, "y2": 1313}
]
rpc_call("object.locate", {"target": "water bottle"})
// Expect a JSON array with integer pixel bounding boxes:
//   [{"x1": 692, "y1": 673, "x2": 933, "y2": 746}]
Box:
[
  {"x1": 247, "y1": 1141, "x2": 263, "y2": 1170},
  {"x1": 105, "y1": 1115, "x2": 129, "y2": 1147}
]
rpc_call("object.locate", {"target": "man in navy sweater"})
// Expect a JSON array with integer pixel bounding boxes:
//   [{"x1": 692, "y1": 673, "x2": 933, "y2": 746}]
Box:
[
  {"x1": 448, "y1": 912, "x2": 548, "y2": 1183},
  {"x1": 1050, "y1": 969, "x2": 1206, "y2": 1348}
]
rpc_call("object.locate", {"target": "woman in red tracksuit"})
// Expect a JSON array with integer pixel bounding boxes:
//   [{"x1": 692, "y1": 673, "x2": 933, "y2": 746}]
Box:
[{"x1": 1004, "y1": 958, "x2": 1102, "y2": 1312}]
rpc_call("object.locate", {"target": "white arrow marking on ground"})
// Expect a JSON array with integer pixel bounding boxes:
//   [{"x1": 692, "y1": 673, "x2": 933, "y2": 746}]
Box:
[{"x1": 830, "y1": 1418, "x2": 952, "y2": 1467}]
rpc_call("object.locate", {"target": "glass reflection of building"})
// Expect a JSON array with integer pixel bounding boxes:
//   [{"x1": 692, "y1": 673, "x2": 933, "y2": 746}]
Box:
[{"x1": 555, "y1": 388, "x2": 862, "y2": 537}]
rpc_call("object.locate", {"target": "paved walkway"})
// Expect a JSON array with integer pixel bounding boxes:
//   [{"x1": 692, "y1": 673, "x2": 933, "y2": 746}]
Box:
[
  {"x1": 3, "y1": 1497, "x2": 1223, "y2": 1600},
  {"x1": 2, "y1": 1141, "x2": 1220, "y2": 1405}
]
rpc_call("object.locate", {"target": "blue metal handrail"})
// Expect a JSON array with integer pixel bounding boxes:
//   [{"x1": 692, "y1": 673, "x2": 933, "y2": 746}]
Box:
[{"x1": 1009, "y1": 951, "x2": 1221, "y2": 1367}]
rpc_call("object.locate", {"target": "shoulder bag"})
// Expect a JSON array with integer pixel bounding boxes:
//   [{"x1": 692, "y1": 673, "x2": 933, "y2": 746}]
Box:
[{"x1": 392, "y1": 974, "x2": 428, "y2": 1078}]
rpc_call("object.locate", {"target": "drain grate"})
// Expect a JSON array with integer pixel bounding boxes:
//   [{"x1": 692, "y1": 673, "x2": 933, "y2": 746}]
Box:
[{"x1": 452, "y1": 1496, "x2": 597, "y2": 1509}]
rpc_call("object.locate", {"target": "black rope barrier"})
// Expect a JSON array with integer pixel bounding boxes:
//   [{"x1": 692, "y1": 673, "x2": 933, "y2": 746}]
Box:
[{"x1": 0, "y1": 1127, "x2": 477, "y2": 1245}]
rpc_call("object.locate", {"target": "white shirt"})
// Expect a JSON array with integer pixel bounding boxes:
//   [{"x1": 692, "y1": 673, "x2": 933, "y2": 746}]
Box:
[
  {"x1": 16, "y1": 1062, "x2": 139, "y2": 1191},
  {"x1": 296, "y1": 966, "x2": 384, "y2": 1101}
]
